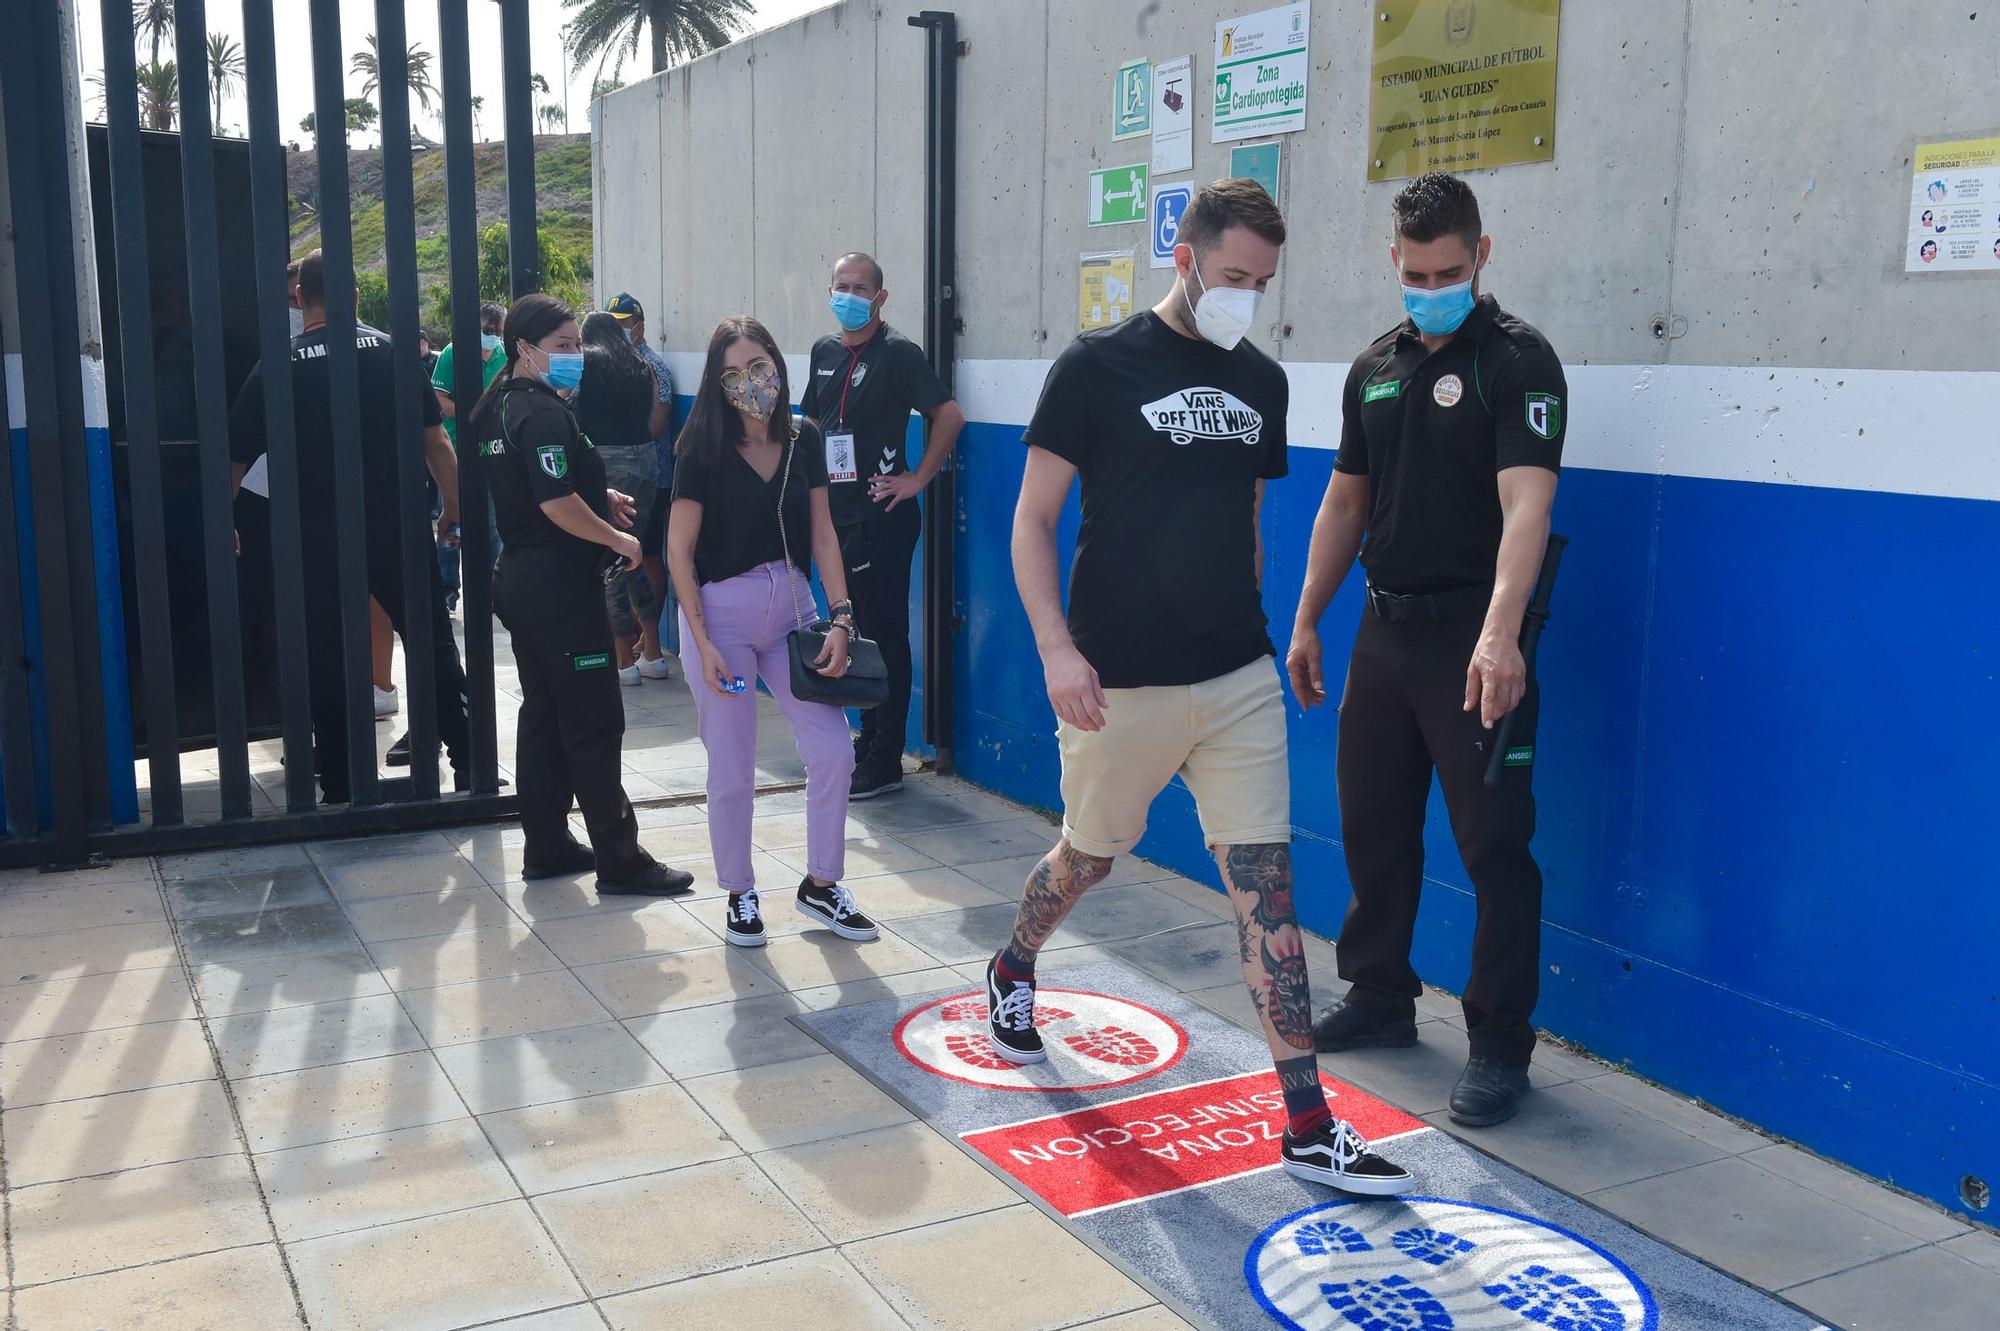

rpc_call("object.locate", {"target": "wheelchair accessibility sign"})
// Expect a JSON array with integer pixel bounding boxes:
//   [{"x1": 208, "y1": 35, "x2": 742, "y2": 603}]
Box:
[{"x1": 1152, "y1": 180, "x2": 1194, "y2": 268}]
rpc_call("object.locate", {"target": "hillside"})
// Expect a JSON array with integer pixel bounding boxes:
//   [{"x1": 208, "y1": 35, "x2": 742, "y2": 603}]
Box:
[{"x1": 286, "y1": 133, "x2": 594, "y2": 330}]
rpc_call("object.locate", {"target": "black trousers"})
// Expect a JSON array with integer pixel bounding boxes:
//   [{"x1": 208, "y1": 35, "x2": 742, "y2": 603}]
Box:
[
  {"x1": 306, "y1": 557, "x2": 470, "y2": 804},
  {"x1": 494, "y1": 548, "x2": 643, "y2": 872},
  {"x1": 838, "y1": 499, "x2": 922, "y2": 770},
  {"x1": 1335, "y1": 607, "x2": 1544, "y2": 1064}
]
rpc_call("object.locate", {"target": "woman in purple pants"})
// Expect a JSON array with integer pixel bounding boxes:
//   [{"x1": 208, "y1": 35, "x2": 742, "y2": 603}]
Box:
[{"x1": 666, "y1": 317, "x2": 878, "y2": 947}]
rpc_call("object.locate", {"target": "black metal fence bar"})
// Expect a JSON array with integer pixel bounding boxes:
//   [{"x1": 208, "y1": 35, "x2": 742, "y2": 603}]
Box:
[
  {"x1": 98, "y1": 0, "x2": 182, "y2": 826},
  {"x1": 241, "y1": 0, "x2": 318, "y2": 814},
  {"x1": 375, "y1": 0, "x2": 442, "y2": 800},
  {"x1": 0, "y1": 308, "x2": 39, "y2": 843},
  {"x1": 439, "y1": 0, "x2": 501, "y2": 796},
  {"x1": 308, "y1": 0, "x2": 382, "y2": 806},
  {"x1": 176, "y1": 0, "x2": 254, "y2": 819},
  {"x1": 500, "y1": 0, "x2": 540, "y2": 300}
]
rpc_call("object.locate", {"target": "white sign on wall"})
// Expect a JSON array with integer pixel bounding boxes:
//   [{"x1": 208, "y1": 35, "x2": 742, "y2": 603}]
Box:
[
  {"x1": 1152, "y1": 56, "x2": 1194, "y2": 175},
  {"x1": 1211, "y1": 2, "x2": 1311, "y2": 143}
]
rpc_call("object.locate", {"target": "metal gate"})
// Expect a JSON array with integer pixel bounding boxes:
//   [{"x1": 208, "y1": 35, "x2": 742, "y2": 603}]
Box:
[{"x1": 0, "y1": 0, "x2": 549, "y2": 867}]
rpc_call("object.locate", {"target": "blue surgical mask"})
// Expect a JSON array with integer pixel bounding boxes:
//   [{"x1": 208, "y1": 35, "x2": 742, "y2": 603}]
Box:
[
  {"x1": 528, "y1": 344, "x2": 584, "y2": 392},
  {"x1": 480, "y1": 332, "x2": 501, "y2": 354},
  {"x1": 830, "y1": 291, "x2": 875, "y2": 332},
  {"x1": 1401, "y1": 277, "x2": 1476, "y2": 336}
]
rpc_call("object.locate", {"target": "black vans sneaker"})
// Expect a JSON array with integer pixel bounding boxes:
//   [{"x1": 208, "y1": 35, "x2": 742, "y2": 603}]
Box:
[
  {"x1": 595, "y1": 857, "x2": 696, "y2": 897},
  {"x1": 984, "y1": 955, "x2": 1046, "y2": 1065},
  {"x1": 795, "y1": 878, "x2": 879, "y2": 940},
  {"x1": 724, "y1": 890, "x2": 766, "y2": 947},
  {"x1": 1281, "y1": 1118, "x2": 1416, "y2": 1196}
]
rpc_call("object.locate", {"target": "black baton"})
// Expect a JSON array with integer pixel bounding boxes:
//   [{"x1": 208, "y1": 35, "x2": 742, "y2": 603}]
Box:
[{"x1": 1483, "y1": 534, "x2": 1568, "y2": 788}]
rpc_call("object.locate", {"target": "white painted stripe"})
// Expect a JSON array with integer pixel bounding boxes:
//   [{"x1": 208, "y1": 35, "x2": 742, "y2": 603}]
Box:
[
  {"x1": 957, "y1": 1067, "x2": 1288, "y2": 1136},
  {"x1": 5, "y1": 353, "x2": 113, "y2": 432},
  {"x1": 1064, "y1": 1124, "x2": 1437, "y2": 1219}
]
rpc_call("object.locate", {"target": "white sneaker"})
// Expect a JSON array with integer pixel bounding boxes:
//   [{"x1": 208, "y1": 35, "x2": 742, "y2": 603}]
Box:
[
  {"x1": 373, "y1": 685, "x2": 399, "y2": 718},
  {"x1": 618, "y1": 665, "x2": 642, "y2": 687},
  {"x1": 637, "y1": 654, "x2": 672, "y2": 680}
]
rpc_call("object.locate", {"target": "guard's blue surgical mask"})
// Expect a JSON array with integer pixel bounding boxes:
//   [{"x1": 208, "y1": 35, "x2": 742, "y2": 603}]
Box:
[
  {"x1": 1401, "y1": 276, "x2": 1476, "y2": 336},
  {"x1": 526, "y1": 343, "x2": 584, "y2": 391},
  {"x1": 829, "y1": 291, "x2": 875, "y2": 332}
]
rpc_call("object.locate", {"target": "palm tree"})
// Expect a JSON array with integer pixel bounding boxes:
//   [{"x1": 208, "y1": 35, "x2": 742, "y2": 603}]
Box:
[
  {"x1": 136, "y1": 60, "x2": 178, "y2": 131},
  {"x1": 469, "y1": 95, "x2": 485, "y2": 141},
  {"x1": 133, "y1": 0, "x2": 175, "y2": 68},
  {"x1": 537, "y1": 104, "x2": 566, "y2": 135},
  {"x1": 205, "y1": 31, "x2": 243, "y2": 131},
  {"x1": 352, "y1": 33, "x2": 439, "y2": 113},
  {"x1": 561, "y1": 0, "x2": 754, "y2": 79}
]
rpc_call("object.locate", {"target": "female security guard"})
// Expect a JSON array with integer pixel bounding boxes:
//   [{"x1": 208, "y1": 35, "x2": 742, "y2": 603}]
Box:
[{"x1": 468, "y1": 294, "x2": 694, "y2": 895}]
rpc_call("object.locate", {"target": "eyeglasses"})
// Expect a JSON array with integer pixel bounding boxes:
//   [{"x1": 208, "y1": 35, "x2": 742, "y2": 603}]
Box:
[{"x1": 718, "y1": 359, "x2": 777, "y2": 395}]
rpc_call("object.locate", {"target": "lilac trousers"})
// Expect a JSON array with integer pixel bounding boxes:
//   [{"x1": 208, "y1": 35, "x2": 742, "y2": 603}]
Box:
[{"x1": 680, "y1": 560, "x2": 854, "y2": 891}]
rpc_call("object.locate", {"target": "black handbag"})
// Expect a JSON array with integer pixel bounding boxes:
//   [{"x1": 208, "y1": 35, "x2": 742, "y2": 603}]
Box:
[{"x1": 776, "y1": 425, "x2": 890, "y2": 710}]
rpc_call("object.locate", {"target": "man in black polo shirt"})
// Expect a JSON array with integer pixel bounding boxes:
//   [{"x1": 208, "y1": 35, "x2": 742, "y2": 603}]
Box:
[
  {"x1": 1289, "y1": 172, "x2": 1566, "y2": 1127},
  {"x1": 798, "y1": 253, "x2": 966, "y2": 800},
  {"x1": 984, "y1": 180, "x2": 1412, "y2": 1197},
  {"x1": 229, "y1": 250, "x2": 471, "y2": 802}
]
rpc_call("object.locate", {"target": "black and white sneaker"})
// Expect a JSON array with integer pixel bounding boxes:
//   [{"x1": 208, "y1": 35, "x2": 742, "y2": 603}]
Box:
[
  {"x1": 984, "y1": 955, "x2": 1047, "y2": 1065},
  {"x1": 795, "y1": 878, "x2": 879, "y2": 940},
  {"x1": 1281, "y1": 1118, "x2": 1415, "y2": 1196},
  {"x1": 724, "y1": 890, "x2": 766, "y2": 947}
]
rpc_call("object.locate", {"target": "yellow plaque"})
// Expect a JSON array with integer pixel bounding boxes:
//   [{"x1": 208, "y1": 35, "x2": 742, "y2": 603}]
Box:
[
  {"x1": 1079, "y1": 252, "x2": 1137, "y2": 332},
  {"x1": 1368, "y1": 0, "x2": 1561, "y2": 183}
]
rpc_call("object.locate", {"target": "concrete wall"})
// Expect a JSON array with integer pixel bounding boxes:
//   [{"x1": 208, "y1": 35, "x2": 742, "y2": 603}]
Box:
[{"x1": 598, "y1": 1, "x2": 2000, "y2": 1221}]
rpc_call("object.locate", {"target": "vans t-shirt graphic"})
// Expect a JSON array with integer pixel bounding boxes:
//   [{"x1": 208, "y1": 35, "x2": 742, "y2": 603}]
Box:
[{"x1": 1023, "y1": 311, "x2": 1289, "y2": 690}]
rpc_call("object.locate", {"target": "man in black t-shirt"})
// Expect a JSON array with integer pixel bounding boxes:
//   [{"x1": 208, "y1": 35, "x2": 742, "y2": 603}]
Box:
[
  {"x1": 798, "y1": 253, "x2": 966, "y2": 800},
  {"x1": 983, "y1": 181, "x2": 1412, "y2": 1198},
  {"x1": 228, "y1": 250, "x2": 469, "y2": 803},
  {"x1": 1289, "y1": 173, "x2": 1567, "y2": 1129}
]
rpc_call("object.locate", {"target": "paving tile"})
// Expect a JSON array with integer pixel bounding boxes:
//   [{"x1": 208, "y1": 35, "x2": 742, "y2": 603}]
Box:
[
  {"x1": 1569, "y1": 1071, "x2": 1771, "y2": 1156},
  {"x1": 683, "y1": 1052, "x2": 912, "y2": 1152},
  {"x1": 368, "y1": 920, "x2": 567, "y2": 991},
  {"x1": 0, "y1": 878, "x2": 166, "y2": 936},
  {"x1": 1742, "y1": 1143, "x2": 1973, "y2": 1243},
  {"x1": 4, "y1": 1077, "x2": 233, "y2": 1190},
  {"x1": 342, "y1": 883, "x2": 515, "y2": 944},
  {"x1": 1076, "y1": 1310, "x2": 1200, "y2": 1330},
  {"x1": 628, "y1": 800, "x2": 710, "y2": 831},
  {"x1": 1787, "y1": 1243, "x2": 2000, "y2": 1330},
  {"x1": 398, "y1": 969, "x2": 611, "y2": 1048},
  {"x1": 9, "y1": 1153, "x2": 270, "y2": 1285},
  {"x1": 755, "y1": 1120, "x2": 1018, "y2": 1242},
  {"x1": 893, "y1": 816, "x2": 1068, "y2": 870},
  {"x1": 209, "y1": 992, "x2": 426, "y2": 1080},
  {"x1": 177, "y1": 902, "x2": 362, "y2": 966},
  {"x1": 320, "y1": 851, "x2": 491, "y2": 904},
  {"x1": 0, "y1": 920, "x2": 179, "y2": 984},
  {"x1": 232, "y1": 1050, "x2": 467, "y2": 1153},
  {"x1": 159, "y1": 843, "x2": 312, "y2": 880},
  {"x1": 951, "y1": 852, "x2": 1176, "y2": 894},
  {"x1": 481, "y1": 1082, "x2": 737, "y2": 1194},
  {"x1": 888, "y1": 884, "x2": 1215, "y2": 966},
  {"x1": 190, "y1": 947, "x2": 391, "y2": 1015},
  {"x1": 287, "y1": 1200, "x2": 585, "y2": 1331},
  {"x1": 0, "y1": 965, "x2": 195, "y2": 1042},
  {"x1": 835, "y1": 865, "x2": 1009, "y2": 919},
  {"x1": 1104, "y1": 920, "x2": 1248, "y2": 992},
  {"x1": 634, "y1": 820, "x2": 723, "y2": 863},
  {"x1": 11, "y1": 1243, "x2": 300, "y2": 1331},
  {"x1": 529, "y1": 901, "x2": 718, "y2": 966},
  {"x1": 791, "y1": 966, "x2": 963, "y2": 1013},
  {"x1": 843, "y1": 786, "x2": 996, "y2": 835},
  {"x1": 476, "y1": 1307, "x2": 607, "y2": 1331},
  {"x1": 1939, "y1": 1229, "x2": 2000, "y2": 1276},
  {"x1": 573, "y1": 944, "x2": 781, "y2": 1019},
  {"x1": 306, "y1": 830, "x2": 461, "y2": 866},
  {"x1": 1592, "y1": 1155, "x2": 1927, "y2": 1290},
  {"x1": 753, "y1": 928, "x2": 945, "y2": 991},
  {"x1": 624, "y1": 991, "x2": 824, "y2": 1078},
  {"x1": 1146, "y1": 874, "x2": 1235, "y2": 919},
  {"x1": 0, "y1": 1017, "x2": 216, "y2": 1108},
  {"x1": 1315, "y1": 1019, "x2": 1477, "y2": 1117},
  {"x1": 847, "y1": 1204, "x2": 1152, "y2": 1331},
  {"x1": 164, "y1": 867, "x2": 335, "y2": 922},
  {"x1": 434, "y1": 1022, "x2": 670, "y2": 1115},
  {"x1": 767, "y1": 835, "x2": 940, "y2": 880},
  {"x1": 601, "y1": 1250, "x2": 903, "y2": 1330},
  {"x1": 535, "y1": 1157, "x2": 825, "y2": 1297},
  {"x1": 748, "y1": 809, "x2": 868, "y2": 850},
  {"x1": 256, "y1": 1117, "x2": 519, "y2": 1242},
  {"x1": 1183, "y1": 975, "x2": 1346, "y2": 1036},
  {"x1": 1423, "y1": 1077, "x2": 1725, "y2": 1194}
]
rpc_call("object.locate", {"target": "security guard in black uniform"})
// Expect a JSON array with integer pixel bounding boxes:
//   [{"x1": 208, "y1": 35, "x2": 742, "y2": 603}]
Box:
[
  {"x1": 471, "y1": 294, "x2": 693, "y2": 896},
  {"x1": 1289, "y1": 173, "x2": 1566, "y2": 1127}
]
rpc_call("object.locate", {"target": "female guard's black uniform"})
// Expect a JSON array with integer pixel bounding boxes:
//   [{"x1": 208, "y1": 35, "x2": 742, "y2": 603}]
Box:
[{"x1": 477, "y1": 377, "x2": 690, "y2": 894}]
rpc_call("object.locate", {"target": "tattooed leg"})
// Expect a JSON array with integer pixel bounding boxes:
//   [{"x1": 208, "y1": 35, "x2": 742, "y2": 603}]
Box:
[
  {"x1": 1002, "y1": 837, "x2": 1116, "y2": 968},
  {"x1": 1219, "y1": 842, "x2": 1315, "y2": 1058}
]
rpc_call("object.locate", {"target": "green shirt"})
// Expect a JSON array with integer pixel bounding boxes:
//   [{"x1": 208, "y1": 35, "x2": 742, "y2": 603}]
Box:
[{"x1": 432, "y1": 341, "x2": 504, "y2": 444}]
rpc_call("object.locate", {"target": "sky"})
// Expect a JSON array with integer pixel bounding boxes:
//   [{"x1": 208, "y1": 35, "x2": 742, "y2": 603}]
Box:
[{"x1": 73, "y1": 0, "x2": 834, "y2": 145}]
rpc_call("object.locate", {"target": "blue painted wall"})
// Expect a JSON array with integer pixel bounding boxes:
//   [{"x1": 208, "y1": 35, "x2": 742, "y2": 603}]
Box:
[{"x1": 945, "y1": 416, "x2": 1997, "y2": 1221}]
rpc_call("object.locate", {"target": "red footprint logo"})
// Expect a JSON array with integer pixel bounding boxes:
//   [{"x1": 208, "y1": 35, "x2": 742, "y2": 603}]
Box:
[
  {"x1": 1063, "y1": 1025, "x2": 1160, "y2": 1067},
  {"x1": 944, "y1": 1033, "x2": 1013, "y2": 1069}
]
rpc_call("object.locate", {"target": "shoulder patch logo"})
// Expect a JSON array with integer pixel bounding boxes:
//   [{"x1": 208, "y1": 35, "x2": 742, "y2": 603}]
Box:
[
  {"x1": 1363, "y1": 380, "x2": 1402, "y2": 404},
  {"x1": 1525, "y1": 393, "x2": 1561, "y2": 441},
  {"x1": 537, "y1": 444, "x2": 568, "y2": 479},
  {"x1": 1138, "y1": 387, "x2": 1264, "y2": 447}
]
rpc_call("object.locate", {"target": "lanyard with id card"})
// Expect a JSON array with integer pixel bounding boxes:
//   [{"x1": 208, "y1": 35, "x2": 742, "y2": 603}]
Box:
[{"x1": 824, "y1": 333, "x2": 874, "y2": 485}]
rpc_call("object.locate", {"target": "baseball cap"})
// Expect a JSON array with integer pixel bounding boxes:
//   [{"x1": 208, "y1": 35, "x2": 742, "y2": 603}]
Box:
[{"x1": 606, "y1": 292, "x2": 644, "y2": 321}]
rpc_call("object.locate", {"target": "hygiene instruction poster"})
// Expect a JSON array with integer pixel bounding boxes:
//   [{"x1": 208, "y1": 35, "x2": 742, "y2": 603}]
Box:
[
  {"x1": 1906, "y1": 137, "x2": 2000, "y2": 273},
  {"x1": 1079, "y1": 252, "x2": 1136, "y2": 331}
]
